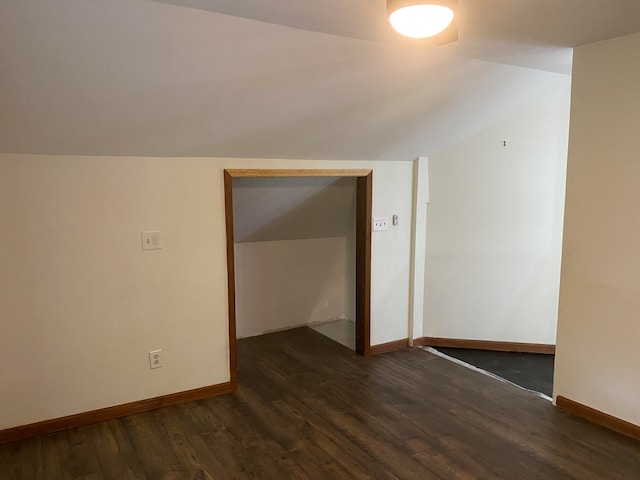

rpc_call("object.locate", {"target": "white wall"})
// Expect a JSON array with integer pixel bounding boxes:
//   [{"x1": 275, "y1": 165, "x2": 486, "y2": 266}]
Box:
[
  {"x1": 554, "y1": 32, "x2": 640, "y2": 427},
  {"x1": 0, "y1": 155, "x2": 413, "y2": 430},
  {"x1": 0, "y1": 156, "x2": 230, "y2": 430},
  {"x1": 409, "y1": 157, "x2": 429, "y2": 342},
  {"x1": 235, "y1": 237, "x2": 354, "y2": 338},
  {"x1": 423, "y1": 85, "x2": 571, "y2": 344}
]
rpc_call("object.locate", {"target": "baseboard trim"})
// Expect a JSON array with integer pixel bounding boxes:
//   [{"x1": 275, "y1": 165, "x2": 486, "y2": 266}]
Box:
[
  {"x1": 412, "y1": 337, "x2": 428, "y2": 348},
  {"x1": 418, "y1": 337, "x2": 555, "y2": 354},
  {"x1": 555, "y1": 395, "x2": 640, "y2": 442},
  {"x1": 369, "y1": 338, "x2": 410, "y2": 355},
  {"x1": 0, "y1": 381, "x2": 235, "y2": 445}
]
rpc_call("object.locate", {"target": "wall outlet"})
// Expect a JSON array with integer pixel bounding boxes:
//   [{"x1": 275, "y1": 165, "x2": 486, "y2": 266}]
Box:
[
  {"x1": 149, "y1": 349, "x2": 162, "y2": 369},
  {"x1": 373, "y1": 217, "x2": 389, "y2": 232}
]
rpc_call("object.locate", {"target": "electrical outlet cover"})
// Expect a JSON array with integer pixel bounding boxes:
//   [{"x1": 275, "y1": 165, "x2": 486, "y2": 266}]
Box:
[
  {"x1": 373, "y1": 217, "x2": 389, "y2": 232},
  {"x1": 149, "y1": 349, "x2": 162, "y2": 369}
]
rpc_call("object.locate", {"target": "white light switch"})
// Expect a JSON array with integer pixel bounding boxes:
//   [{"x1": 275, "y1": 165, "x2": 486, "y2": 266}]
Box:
[
  {"x1": 141, "y1": 231, "x2": 162, "y2": 250},
  {"x1": 373, "y1": 217, "x2": 389, "y2": 232}
]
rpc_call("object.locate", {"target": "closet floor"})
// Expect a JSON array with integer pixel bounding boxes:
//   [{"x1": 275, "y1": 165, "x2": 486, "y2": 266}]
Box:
[{"x1": 310, "y1": 318, "x2": 355, "y2": 350}]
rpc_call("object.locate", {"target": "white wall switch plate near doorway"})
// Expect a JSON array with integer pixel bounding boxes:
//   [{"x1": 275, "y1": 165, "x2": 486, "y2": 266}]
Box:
[
  {"x1": 373, "y1": 217, "x2": 389, "y2": 232},
  {"x1": 141, "y1": 231, "x2": 162, "y2": 250}
]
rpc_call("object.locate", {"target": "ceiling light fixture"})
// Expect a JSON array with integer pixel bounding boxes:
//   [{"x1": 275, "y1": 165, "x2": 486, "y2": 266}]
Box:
[{"x1": 387, "y1": 0, "x2": 456, "y2": 39}]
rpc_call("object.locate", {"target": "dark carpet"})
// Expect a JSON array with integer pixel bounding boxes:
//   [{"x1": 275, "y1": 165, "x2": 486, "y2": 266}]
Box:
[{"x1": 435, "y1": 348, "x2": 555, "y2": 397}]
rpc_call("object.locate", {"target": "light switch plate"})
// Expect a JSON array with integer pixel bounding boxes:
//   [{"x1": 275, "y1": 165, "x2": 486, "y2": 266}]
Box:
[{"x1": 141, "y1": 231, "x2": 162, "y2": 250}]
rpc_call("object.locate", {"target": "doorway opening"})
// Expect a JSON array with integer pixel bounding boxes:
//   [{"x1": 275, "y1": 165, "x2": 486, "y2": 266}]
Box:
[{"x1": 223, "y1": 169, "x2": 373, "y2": 387}]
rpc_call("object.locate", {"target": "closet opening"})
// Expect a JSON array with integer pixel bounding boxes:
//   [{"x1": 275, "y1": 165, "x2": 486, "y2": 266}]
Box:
[{"x1": 223, "y1": 169, "x2": 372, "y2": 386}]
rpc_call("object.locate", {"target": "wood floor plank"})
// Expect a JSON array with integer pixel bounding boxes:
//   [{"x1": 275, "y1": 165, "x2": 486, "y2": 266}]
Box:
[{"x1": 1, "y1": 327, "x2": 639, "y2": 479}]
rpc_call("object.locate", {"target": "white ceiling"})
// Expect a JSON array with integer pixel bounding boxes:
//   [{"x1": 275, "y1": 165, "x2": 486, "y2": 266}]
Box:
[{"x1": 2, "y1": 0, "x2": 640, "y2": 160}]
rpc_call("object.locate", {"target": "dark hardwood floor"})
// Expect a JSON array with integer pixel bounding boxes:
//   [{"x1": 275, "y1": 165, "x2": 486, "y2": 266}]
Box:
[{"x1": 1, "y1": 327, "x2": 638, "y2": 479}]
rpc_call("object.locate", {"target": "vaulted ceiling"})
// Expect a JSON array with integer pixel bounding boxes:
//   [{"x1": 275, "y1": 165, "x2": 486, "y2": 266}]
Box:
[{"x1": 2, "y1": 0, "x2": 640, "y2": 160}]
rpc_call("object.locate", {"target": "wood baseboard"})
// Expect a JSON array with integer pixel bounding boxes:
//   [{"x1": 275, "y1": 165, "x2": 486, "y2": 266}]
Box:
[
  {"x1": 411, "y1": 337, "x2": 428, "y2": 347},
  {"x1": 0, "y1": 381, "x2": 235, "y2": 445},
  {"x1": 418, "y1": 337, "x2": 555, "y2": 354},
  {"x1": 369, "y1": 338, "x2": 410, "y2": 355},
  {"x1": 555, "y1": 395, "x2": 640, "y2": 442}
]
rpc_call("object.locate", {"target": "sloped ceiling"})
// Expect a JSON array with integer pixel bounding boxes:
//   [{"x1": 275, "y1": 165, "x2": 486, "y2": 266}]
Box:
[
  {"x1": 233, "y1": 177, "x2": 356, "y2": 243},
  {"x1": 2, "y1": 0, "x2": 640, "y2": 160}
]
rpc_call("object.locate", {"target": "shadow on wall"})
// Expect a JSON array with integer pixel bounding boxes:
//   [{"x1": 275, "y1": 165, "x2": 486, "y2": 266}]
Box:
[
  {"x1": 233, "y1": 176, "x2": 356, "y2": 243},
  {"x1": 232, "y1": 177, "x2": 357, "y2": 339}
]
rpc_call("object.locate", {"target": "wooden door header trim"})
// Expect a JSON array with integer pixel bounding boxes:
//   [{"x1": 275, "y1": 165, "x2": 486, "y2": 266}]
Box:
[{"x1": 225, "y1": 169, "x2": 372, "y2": 178}]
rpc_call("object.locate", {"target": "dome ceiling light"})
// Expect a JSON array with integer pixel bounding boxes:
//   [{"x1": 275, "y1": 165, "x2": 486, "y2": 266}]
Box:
[{"x1": 387, "y1": 0, "x2": 458, "y2": 41}]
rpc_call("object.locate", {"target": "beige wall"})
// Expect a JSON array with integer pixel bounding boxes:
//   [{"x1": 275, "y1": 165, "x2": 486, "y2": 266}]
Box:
[
  {"x1": 0, "y1": 155, "x2": 413, "y2": 429},
  {"x1": 554, "y1": 32, "x2": 640, "y2": 426},
  {"x1": 424, "y1": 85, "x2": 570, "y2": 344}
]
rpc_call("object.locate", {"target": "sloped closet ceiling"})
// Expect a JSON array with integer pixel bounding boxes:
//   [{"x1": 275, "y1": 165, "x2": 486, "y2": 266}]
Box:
[{"x1": 233, "y1": 177, "x2": 356, "y2": 244}]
